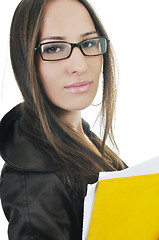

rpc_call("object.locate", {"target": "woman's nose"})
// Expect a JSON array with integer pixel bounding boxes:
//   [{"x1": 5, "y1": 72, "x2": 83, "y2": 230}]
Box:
[{"x1": 66, "y1": 47, "x2": 88, "y2": 75}]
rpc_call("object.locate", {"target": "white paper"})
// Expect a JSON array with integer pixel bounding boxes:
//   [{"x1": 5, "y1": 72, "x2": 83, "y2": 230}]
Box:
[{"x1": 82, "y1": 156, "x2": 159, "y2": 240}]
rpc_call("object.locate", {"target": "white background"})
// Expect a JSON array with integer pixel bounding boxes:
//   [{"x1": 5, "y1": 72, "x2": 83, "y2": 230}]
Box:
[{"x1": 0, "y1": 0, "x2": 159, "y2": 239}]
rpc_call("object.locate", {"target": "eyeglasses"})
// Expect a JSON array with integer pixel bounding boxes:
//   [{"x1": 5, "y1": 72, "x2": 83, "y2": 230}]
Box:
[{"x1": 35, "y1": 37, "x2": 109, "y2": 61}]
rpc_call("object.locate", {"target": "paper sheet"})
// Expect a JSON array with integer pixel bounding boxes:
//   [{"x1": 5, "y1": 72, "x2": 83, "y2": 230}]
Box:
[{"x1": 82, "y1": 156, "x2": 159, "y2": 240}]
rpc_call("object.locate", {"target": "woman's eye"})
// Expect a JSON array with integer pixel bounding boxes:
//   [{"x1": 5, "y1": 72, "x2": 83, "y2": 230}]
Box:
[
  {"x1": 82, "y1": 40, "x2": 96, "y2": 48},
  {"x1": 43, "y1": 45, "x2": 65, "y2": 54}
]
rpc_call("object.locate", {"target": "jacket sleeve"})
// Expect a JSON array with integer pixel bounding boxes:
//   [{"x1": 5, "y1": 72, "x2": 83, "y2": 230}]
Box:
[{"x1": 0, "y1": 166, "x2": 81, "y2": 240}]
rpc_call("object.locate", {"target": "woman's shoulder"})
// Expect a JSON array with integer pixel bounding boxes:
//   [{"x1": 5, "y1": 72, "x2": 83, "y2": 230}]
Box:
[
  {"x1": 0, "y1": 104, "x2": 59, "y2": 172},
  {"x1": 0, "y1": 104, "x2": 85, "y2": 221}
]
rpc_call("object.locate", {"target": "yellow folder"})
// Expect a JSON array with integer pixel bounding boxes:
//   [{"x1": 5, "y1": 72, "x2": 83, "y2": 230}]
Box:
[{"x1": 87, "y1": 173, "x2": 159, "y2": 240}]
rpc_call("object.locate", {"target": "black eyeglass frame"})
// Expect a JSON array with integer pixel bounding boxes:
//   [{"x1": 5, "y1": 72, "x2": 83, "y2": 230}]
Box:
[{"x1": 35, "y1": 36, "x2": 110, "y2": 61}]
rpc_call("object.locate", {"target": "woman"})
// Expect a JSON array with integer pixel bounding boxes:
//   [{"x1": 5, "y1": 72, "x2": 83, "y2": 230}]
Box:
[{"x1": 0, "y1": 0, "x2": 127, "y2": 239}]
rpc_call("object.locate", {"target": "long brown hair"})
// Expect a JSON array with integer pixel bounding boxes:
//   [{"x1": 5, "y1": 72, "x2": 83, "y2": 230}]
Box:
[{"x1": 10, "y1": 0, "x2": 125, "y2": 187}]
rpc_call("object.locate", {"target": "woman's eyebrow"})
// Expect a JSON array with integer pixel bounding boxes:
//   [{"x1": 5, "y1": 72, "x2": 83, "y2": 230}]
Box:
[
  {"x1": 80, "y1": 31, "x2": 97, "y2": 38},
  {"x1": 41, "y1": 36, "x2": 65, "y2": 42},
  {"x1": 40, "y1": 31, "x2": 97, "y2": 42}
]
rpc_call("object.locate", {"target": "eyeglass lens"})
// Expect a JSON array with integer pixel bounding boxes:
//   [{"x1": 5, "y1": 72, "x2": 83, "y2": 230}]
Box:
[{"x1": 40, "y1": 37, "x2": 107, "y2": 61}]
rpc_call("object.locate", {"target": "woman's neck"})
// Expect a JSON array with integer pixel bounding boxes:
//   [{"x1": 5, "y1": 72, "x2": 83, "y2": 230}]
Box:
[
  {"x1": 54, "y1": 107, "x2": 101, "y2": 157},
  {"x1": 55, "y1": 108, "x2": 84, "y2": 135}
]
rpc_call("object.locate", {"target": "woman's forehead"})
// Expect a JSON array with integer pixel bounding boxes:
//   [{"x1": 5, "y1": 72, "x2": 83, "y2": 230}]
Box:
[{"x1": 39, "y1": 0, "x2": 96, "y2": 42}]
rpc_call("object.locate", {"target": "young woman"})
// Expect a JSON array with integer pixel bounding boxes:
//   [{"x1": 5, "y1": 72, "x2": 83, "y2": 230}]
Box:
[{"x1": 0, "y1": 0, "x2": 127, "y2": 239}]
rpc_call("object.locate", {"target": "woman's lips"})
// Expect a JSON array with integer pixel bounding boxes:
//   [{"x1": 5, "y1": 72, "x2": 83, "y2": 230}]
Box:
[{"x1": 64, "y1": 81, "x2": 92, "y2": 93}]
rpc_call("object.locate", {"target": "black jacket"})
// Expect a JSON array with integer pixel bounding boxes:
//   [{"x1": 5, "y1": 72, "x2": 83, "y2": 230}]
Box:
[{"x1": 0, "y1": 104, "x2": 127, "y2": 240}]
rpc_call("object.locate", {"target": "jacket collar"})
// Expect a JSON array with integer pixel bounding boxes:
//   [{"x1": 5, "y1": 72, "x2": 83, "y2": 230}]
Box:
[{"x1": 0, "y1": 103, "x2": 91, "y2": 172}]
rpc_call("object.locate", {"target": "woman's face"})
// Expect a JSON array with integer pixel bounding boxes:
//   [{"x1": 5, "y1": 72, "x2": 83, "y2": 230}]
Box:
[{"x1": 37, "y1": 0, "x2": 103, "y2": 111}]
